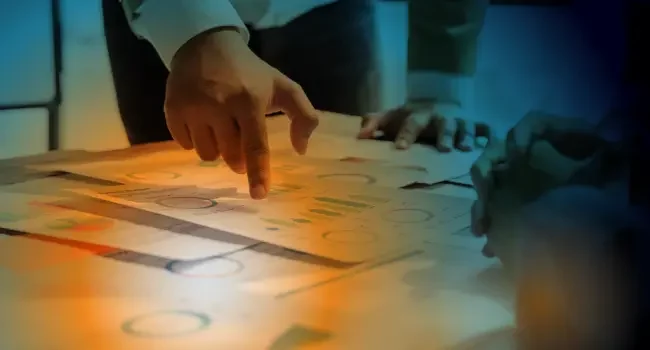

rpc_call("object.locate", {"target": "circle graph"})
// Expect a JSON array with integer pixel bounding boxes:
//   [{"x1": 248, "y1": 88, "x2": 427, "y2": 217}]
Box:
[
  {"x1": 167, "y1": 257, "x2": 245, "y2": 278},
  {"x1": 316, "y1": 173, "x2": 377, "y2": 185},
  {"x1": 45, "y1": 217, "x2": 114, "y2": 232},
  {"x1": 125, "y1": 171, "x2": 181, "y2": 181},
  {"x1": 155, "y1": 197, "x2": 217, "y2": 210},
  {"x1": 322, "y1": 229, "x2": 378, "y2": 244},
  {"x1": 121, "y1": 310, "x2": 211, "y2": 338},
  {"x1": 384, "y1": 209, "x2": 433, "y2": 223}
]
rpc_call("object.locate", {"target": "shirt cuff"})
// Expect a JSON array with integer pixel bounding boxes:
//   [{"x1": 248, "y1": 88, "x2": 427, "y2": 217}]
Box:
[
  {"x1": 128, "y1": 0, "x2": 250, "y2": 69},
  {"x1": 407, "y1": 71, "x2": 475, "y2": 112}
]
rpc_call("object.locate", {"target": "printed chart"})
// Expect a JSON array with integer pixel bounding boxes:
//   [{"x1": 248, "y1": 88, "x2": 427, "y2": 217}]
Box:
[
  {"x1": 51, "y1": 149, "x2": 427, "y2": 190},
  {"x1": 73, "y1": 174, "x2": 472, "y2": 262},
  {"x1": 0, "y1": 192, "x2": 250, "y2": 270},
  {"x1": 0, "y1": 224, "x2": 359, "y2": 298}
]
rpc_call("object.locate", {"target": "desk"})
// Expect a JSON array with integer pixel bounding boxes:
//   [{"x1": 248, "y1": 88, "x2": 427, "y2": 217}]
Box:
[{"x1": 0, "y1": 113, "x2": 514, "y2": 349}]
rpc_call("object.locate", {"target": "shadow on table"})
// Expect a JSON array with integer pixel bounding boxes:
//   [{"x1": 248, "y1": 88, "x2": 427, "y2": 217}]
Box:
[{"x1": 401, "y1": 249, "x2": 513, "y2": 309}]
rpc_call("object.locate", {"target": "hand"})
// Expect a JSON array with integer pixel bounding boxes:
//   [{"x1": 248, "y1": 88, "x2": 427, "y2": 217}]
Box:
[
  {"x1": 470, "y1": 111, "x2": 614, "y2": 267},
  {"x1": 357, "y1": 101, "x2": 492, "y2": 152},
  {"x1": 165, "y1": 28, "x2": 320, "y2": 199}
]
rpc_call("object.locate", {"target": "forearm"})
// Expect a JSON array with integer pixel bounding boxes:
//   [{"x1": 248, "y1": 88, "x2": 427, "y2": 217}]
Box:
[
  {"x1": 406, "y1": 0, "x2": 488, "y2": 107},
  {"x1": 407, "y1": 0, "x2": 488, "y2": 74},
  {"x1": 119, "y1": 0, "x2": 249, "y2": 68}
]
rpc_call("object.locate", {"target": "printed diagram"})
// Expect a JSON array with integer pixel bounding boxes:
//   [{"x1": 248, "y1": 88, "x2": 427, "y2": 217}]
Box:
[
  {"x1": 121, "y1": 310, "x2": 212, "y2": 338},
  {"x1": 0, "y1": 195, "x2": 115, "y2": 233},
  {"x1": 71, "y1": 165, "x2": 473, "y2": 262},
  {"x1": 258, "y1": 194, "x2": 386, "y2": 233},
  {"x1": 316, "y1": 173, "x2": 377, "y2": 185},
  {"x1": 81, "y1": 181, "x2": 425, "y2": 262}
]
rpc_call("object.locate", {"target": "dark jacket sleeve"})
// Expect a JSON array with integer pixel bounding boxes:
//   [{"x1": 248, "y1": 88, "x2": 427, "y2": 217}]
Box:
[{"x1": 514, "y1": 185, "x2": 649, "y2": 349}]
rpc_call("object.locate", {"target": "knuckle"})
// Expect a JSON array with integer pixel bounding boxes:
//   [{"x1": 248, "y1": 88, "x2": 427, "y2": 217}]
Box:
[
  {"x1": 245, "y1": 144, "x2": 270, "y2": 158},
  {"x1": 306, "y1": 113, "x2": 320, "y2": 126},
  {"x1": 406, "y1": 115, "x2": 428, "y2": 131},
  {"x1": 164, "y1": 99, "x2": 184, "y2": 116},
  {"x1": 285, "y1": 80, "x2": 304, "y2": 96}
]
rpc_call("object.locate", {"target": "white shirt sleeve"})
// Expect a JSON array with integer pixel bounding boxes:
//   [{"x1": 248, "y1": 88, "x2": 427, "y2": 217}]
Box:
[
  {"x1": 122, "y1": 0, "x2": 250, "y2": 69},
  {"x1": 407, "y1": 72, "x2": 475, "y2": 113}
]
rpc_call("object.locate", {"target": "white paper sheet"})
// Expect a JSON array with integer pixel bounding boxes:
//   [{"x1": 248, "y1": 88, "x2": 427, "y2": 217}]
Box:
[
  {"x1": 0, "y1": 178, "x2": 418, "y2": 302},
  {"x1": 268, "y1": 130, "x2": 482, "y2": 183},
  {"x1": 0, "y1": 191, "x2": 253, "y2": 261},
  {"x1": 40, "y1": 147, "x2": 427, "y2": 189},
  {"x1": 70, "y1": 172, "x2": 472, "y2": 262}
]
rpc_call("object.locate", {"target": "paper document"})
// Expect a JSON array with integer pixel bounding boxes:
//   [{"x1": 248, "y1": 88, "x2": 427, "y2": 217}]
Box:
[
  {"x1": 268, "y1": 131, "x2": 482, "y2": 183},
  {"x1": 70, "y1": 172, "x2": 471, "y2": 262},
  {"x1": 0, "y1": 191, "x2": 253, "y2": 262},
  {"x1": 41, "y1": 148, "x2": 427, "y2": 189}
]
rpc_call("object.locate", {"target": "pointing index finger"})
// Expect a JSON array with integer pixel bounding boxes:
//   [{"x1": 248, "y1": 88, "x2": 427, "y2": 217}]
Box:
[{"x1": 234, "y1": 100, "x2": 271, "y2": 200}]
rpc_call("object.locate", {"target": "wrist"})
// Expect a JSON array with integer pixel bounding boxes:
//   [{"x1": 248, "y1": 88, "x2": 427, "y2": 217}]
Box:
[{"x1": 172, "y1": 27, "x2": 248, "y2": 68}]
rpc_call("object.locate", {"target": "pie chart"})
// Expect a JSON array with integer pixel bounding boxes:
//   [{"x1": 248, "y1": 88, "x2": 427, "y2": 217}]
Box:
[
  {"x1": 122, "y1": 310, "x2": 211, "y2": 338},
  {"x1": 155, "y1": 197, "x2": 217, "y2": 209}
]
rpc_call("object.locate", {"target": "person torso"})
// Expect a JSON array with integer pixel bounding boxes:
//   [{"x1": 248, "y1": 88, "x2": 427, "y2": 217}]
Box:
[{"x1": 232, "y1": 0, "x2": 339, "y2": 28}]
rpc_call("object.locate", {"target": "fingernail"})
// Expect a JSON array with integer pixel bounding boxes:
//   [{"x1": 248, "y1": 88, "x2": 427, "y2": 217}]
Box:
[
  {"x1": 482, "y1": 244, "x2": 495, "y2": 258},
  {"x1": 357, "y1": 129, "x2": 371, "y2": 139},
  {"x1": 250, "y1": 184, "x2": 267, "y2": 199},
  {"x1": 297, "y1": 144, "x2": 307, "y2": 155},
  {"x1": 396, "y1": 140, "x2": 408, "y2": 149},
  {"x1": 459, "y1": 141, "x2": 473, "y2": 152}
]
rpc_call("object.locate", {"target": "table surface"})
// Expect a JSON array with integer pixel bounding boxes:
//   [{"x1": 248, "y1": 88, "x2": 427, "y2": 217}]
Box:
[{"x1": 0, "y1": 113, "x2": 514, "y2": 349}]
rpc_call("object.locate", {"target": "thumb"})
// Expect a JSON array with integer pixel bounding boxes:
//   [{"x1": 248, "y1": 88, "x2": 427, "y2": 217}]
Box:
[{"x1": 272, "y1": 75, "x2": 320, "y2": 155}]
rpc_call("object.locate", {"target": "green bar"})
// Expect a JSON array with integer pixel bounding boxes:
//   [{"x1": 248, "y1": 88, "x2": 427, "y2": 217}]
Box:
[
  {"x1": 0, "y1": 212, "x2": 28, "y2": 223},
  {"x1": 292, "y1": 218, "x2": 311, "y2": 224},
  {"x1": 262, "y1": 218, "x2": 296, "y2": 228},
  {"x1": 300, "y1": 212, "x2": 323, "y2": 221},
  {"x1": 317, "y1": 203, "x2": 360, "y2": 214},
  {"x1": 309, "y1": 209, "x2": 342, "y2": 217},
  {"x1": 314, "y1": 197, "x2": 372, "y2": 209}
]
